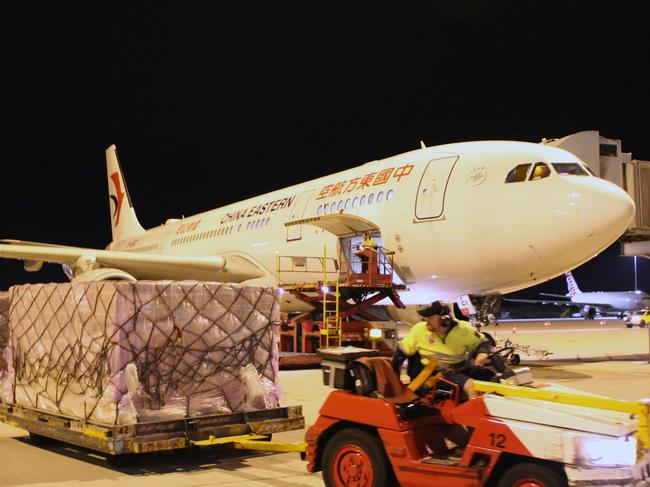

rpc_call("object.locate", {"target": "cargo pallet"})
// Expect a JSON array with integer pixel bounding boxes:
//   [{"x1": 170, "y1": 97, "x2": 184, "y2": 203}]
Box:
[{"x1": 0, "y1": 402, "x2": 305, "y2": 463}]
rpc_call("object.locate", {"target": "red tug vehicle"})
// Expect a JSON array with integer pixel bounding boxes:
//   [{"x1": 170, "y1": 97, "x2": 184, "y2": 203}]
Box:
[{"x1": 304, "y1": 349, "x2": 644, "y2": 487}]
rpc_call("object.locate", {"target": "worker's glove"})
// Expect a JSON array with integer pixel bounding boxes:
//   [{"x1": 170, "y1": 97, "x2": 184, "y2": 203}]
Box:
[{"x1": 633, "y1": 452, "x2": 650, "y2": 485}]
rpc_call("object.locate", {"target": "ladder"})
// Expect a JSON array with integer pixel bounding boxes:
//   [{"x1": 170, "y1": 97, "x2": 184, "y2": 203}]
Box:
[{"x1": 321, "y1": 245, "x2": 341, "y2": 348}]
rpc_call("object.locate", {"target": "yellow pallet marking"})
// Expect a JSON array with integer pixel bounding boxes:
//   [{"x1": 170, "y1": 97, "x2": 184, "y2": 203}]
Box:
[
  {"x1": 133, "y1": 437, "x2": 186, "y2": 453},
  {"x1": 83, "y1": 427, "x2": 110, "y2": 440}
]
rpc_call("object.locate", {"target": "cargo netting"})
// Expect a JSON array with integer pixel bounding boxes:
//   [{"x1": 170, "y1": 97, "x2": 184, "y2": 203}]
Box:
[
  {"x1": 0, "y1": 292, "x2": 10, "y2": 404},
  {"x1": 0, "y1": 281, "x2": 281, "y2": 425}
]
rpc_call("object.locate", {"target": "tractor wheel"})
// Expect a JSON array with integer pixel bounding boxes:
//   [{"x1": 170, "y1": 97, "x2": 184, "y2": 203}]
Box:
[
  {"x1": 322, "y1": 428, "x2": 394, "y2": 487},
  {"x1": 627, "y1": 324, "x2": 633, "y2": 328},
  {"x1": 497, "y1": 462, "x2": 566, "y2": 487},
  {"x1": 641, "y1": 321, "x2": 647, "y2": 328}
]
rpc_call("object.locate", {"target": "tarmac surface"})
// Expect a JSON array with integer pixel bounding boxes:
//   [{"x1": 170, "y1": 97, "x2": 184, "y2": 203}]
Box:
[{"x1": 1, "y1": 318, "x2": 649, "y2": 486}]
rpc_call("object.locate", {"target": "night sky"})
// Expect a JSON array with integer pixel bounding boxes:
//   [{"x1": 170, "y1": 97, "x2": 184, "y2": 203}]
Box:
[{"x1": 1, "y1": 2, "x2": 648, "y2": 296}]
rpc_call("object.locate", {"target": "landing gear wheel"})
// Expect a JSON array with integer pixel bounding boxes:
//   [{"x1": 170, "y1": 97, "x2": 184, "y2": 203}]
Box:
[
  {"x1": 322, "y1": 428, "x2": 394, "y2": 487},
  {"x1": 510, "y1": 354, "x2": 521, "y2": 366},
  {"x1": 497, "y1": 462, "x2": 565, "y2": 487}
]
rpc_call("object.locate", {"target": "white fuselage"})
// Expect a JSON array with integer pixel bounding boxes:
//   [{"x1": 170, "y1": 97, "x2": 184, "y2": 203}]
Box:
[
  {"x1": 107, "y1": 141, "x2": 635, "y2": 309},
  {"x1": 571, "y1": 291, "x2": 650, "y2": 312}
]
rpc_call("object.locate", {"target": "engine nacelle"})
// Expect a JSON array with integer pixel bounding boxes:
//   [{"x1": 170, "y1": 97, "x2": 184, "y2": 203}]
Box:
[{"x1": 71, "y1": 268, "x2": 137, "y2": 283}]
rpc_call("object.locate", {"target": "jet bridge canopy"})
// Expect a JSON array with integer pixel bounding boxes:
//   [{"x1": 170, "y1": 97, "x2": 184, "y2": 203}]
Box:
[{"x1": 284, "y1": 214, "x2": 380, "y2": 237}]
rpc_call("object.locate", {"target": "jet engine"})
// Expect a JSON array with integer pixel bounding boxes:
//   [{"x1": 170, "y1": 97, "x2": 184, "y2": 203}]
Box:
[{"x1": 69, "y1": 267, "x2": 136, "y2": 283}]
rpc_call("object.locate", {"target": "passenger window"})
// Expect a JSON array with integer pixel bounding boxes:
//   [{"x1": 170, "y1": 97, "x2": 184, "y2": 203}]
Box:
[
  {"x1": 529, "y1": 162, "x2": 551, "y2": 181},
  {"x1": 317, "y1": 205, "x2": 323, "y2": 216},
  {"x1": 552, "y1": 163, "x2": 588, "y2": 176},
  {"x1": 505, "y1": 164, "x2": 531, "y2": 183}
]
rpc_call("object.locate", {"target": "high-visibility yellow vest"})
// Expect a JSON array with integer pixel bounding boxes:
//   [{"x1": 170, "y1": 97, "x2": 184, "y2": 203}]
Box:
[{"x1": 399, "y1": 320, "x2": 484, "y2": 367}]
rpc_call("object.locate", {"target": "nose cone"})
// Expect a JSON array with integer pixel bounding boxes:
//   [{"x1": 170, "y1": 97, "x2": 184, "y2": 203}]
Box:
[{"x1": 577, "y1": 178, "x2": 635, "y2": 246}]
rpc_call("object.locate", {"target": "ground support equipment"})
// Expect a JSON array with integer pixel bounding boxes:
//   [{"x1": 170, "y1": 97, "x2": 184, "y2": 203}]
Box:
[
  {"x1": 305, "y1": 351, "x2": 644, "y2": 487},
  {"x1": 0, "y1": 402, "x2": 305, "y2": 463}
]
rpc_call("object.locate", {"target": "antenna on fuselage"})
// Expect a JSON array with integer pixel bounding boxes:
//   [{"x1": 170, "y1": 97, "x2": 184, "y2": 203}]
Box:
[{"x1": 420, "y1": 140, "x2": 427, "y2": 149}]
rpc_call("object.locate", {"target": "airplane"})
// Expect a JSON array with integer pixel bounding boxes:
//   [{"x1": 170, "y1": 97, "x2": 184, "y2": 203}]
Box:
[
  {"x1": 509, "y1": 271, "x2": 650, "y2": 319},
  {"x1": 0, "y1": 140, "x2": 636, "y2": 314}
]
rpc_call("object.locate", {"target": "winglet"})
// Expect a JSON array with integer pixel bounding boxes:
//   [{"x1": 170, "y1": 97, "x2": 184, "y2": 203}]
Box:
[{"x1": 106, "y1": 145, "x2": 145, "y2": 241}]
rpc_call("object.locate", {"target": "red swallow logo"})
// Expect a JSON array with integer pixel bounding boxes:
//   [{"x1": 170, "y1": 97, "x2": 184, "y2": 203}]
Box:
[{"x1": 109, "y1": 172, "x2": 125, "y2": 226}]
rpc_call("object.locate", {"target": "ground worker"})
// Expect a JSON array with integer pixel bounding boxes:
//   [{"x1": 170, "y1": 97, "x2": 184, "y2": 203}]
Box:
[
  {"x1": 391, "y1": 301, "x2": 493, "y2": 400},
  {"x1": 356, "y1": 231, "x2": 377, "y2": 273}
]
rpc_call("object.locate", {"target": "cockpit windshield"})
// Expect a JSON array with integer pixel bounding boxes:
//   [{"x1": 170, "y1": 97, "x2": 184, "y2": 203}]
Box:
[
  {"x1": 505, "y1": 164, "x2": 531, "y2": 183},
  {"x1": 552, "y1": 163, "x2": 588, "y2": 176},
  {"x1": 529, "y1": 162, "x2": 551, "y2": 181},
  {"x1": 505, "y1": 162, "x2": 552, "y2": 183}
]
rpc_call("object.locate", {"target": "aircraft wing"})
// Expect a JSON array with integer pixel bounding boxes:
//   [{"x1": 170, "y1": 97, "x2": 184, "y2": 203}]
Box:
[
  {"x1": 504, "y1": 297, "x2": 573, "y2": 306},
  {"x1": 505, "y1": 297, "x2": 616, "y2": 310},
  {"x1": 0, "y1": 241, "x2": 265, "y2": 282},
  {"x1": 539, "y1": 292, "x2": 570, "y2": 298}
]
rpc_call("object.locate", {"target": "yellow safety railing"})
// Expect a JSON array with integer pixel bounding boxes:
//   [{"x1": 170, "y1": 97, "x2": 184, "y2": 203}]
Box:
[
  {"x1": 275, "y1": 254, "x2": 339, "y2": 287},
  {"x1": 473, "y1": 380, "x2": 650, "y2": 460}
]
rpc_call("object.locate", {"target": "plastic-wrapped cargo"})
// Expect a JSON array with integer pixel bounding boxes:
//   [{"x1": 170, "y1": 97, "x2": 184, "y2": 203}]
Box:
[
  {"x1": 0, "y1": 281, "x2": 281, "y2": 425},
  {"x1": 0, "y1": 292, "x2": 11, "y2": 404}
]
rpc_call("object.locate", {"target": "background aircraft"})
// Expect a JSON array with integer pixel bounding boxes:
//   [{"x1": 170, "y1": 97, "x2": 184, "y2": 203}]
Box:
[
  {"x1": 0, "y1": 141, "x2": 635, "y2": 313},
  {"x1": 507, "y1": 271, "x2": 650, "y2": 318}
]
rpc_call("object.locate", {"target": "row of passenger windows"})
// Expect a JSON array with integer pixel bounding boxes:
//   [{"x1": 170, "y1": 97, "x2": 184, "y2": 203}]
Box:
[
  {"x1": 172, "y1": 216, "x2": 274, "y2": 246},
  {"x1": 245, "y1": 217, "x2": 271, "y2": 230},
  {"x1": 172, "y1": 226, "x2": 234, "y2": 246},
  {"x1": 505, "y1": 162, "x2": 590, "y2": 183},
  {"x1": 316, "y1": 189, "x2": 395, "y2": 216},
  {"x1": 130, "y1": 243, "x2": 160, "y2": 253}
]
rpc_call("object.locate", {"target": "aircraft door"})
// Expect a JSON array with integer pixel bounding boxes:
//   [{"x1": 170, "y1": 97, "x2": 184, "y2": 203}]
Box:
[
  {"x1": 415, "y1": 156, "x2": 459, "y2": 220},
  {"x1": 286, "y1": 189, "x2": 315, "y2": 241}
]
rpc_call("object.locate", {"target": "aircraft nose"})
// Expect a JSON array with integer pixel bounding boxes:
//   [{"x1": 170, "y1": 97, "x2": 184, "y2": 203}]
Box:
[{"x1": 576, "y1": 178, "x2": 635, "y2": 244}]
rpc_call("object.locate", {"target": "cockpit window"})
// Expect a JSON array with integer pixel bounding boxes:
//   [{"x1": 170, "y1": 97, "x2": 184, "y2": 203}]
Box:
[
  {"x1": 529, "y1": 162, "x2": 551, "y2": 181},
  {"x1": 505, "y1": 164, "x2": 531, "y2": 183},
  {"x1": 552, "y1": 163, "x2": 588, "y2": 176}
]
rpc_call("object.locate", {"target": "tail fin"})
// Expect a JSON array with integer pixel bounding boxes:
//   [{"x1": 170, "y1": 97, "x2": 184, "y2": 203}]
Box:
[
  {"x1": 106, "y1": 145, "x2": 145, "y2": 241},
  {"x1": 565, "y1": 271, "x2": 581, "y2": 297}
]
